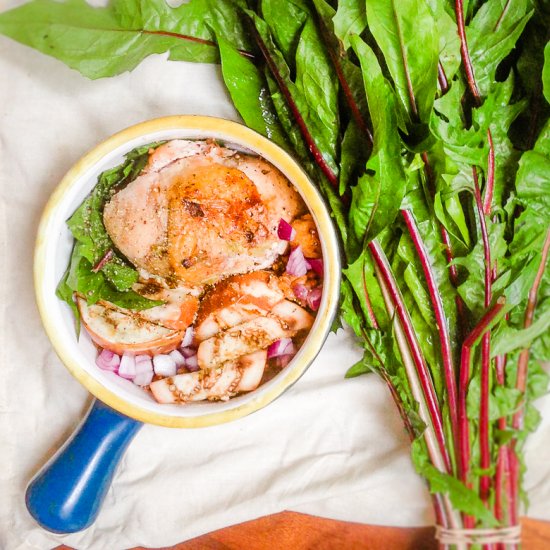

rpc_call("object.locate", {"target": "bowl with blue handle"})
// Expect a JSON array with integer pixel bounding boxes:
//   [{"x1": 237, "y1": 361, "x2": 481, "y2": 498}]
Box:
[{"x1": 30, "y1": 115, "x2": 341, "y2": 534}]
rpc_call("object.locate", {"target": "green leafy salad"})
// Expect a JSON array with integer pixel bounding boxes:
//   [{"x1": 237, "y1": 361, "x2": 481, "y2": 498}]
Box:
[{"x1": 56, "y1": 143, "x2": 165, "y2": 329}]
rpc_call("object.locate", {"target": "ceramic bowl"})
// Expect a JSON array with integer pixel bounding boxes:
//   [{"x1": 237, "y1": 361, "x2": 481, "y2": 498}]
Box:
[{"x1": 34, "y1": 115, "x2": 341, "y2": 428}]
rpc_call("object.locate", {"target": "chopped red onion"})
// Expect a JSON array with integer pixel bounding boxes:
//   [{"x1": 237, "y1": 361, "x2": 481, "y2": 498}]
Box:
[
  {"x1": 307, "y1": 287, "x2": 323, "y2": 311},
  {"x1": 286, "y1": 246, "x2": 308, "y2": 277},
  {"x1": 267, "y1": 338, "x2": 295, "y2": 359},
  {"x1": 134, "y1": 355, "x2": 154, "y2": 386},
  {"x1": 133, "y1": 372, "x2": 154, "y2": 386},
  {"x1": 118, "y1": 354, "x2": 136, "y2": 380},
  {"x1": 153, "y1": 354, "x2": 177, "y2": 377},
  {"x1": 96, "y1": 349, "x2": 120, "y2": 372},
  {"x1": 293, "y1": 283, "x2": 309, "y2": 303},
  {"x1": 307, "y1": 258, "x2": 324, "y2": 277},
  {"x1": 181, "y1": 326, "x2": 194, "y2": 348},
  {"x1": 185, "y1": 354, "x2": 199, "y2": 372},
  {"x1": 169, "y1": 350, "x2": 186, "y2": 368},
  {"x1": 277, "y1": 218, "x2": 296, "y2": 241},
  {"x1": 180, "y1": 346, "x2": 197, "y2": 358}
]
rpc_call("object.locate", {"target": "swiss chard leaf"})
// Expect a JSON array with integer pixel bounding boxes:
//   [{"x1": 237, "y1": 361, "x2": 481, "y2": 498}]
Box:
[
  {"x1": 218, "y1": 36, "x2": 287, "y2": 148},
  {"x1": 57, "y1": 142, "x2": 164, "y2": 321},
  {"x1": 364, "y1": 0, "x2": 439, "y2": 125},
  {"x1": 467, "y1": 0, "x2": 532, "y2": 97},
  {"x1": 332, "y1": 0, "x2": 367, "y2": 50},
  {"x1": 544, "y1": 42, "x2": 550, "y2": 104},
  {"x1": 350, "y1": 36, "x2": 407, "y2": 245},
  {"x1": 0, "y1": 0, "x2": 249, "y2": 79}
]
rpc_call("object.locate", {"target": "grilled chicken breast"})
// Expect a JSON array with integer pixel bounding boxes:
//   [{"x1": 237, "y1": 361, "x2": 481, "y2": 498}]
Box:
[{"x1": 103, "y1": 140, "x2": 306, "y2": 285}]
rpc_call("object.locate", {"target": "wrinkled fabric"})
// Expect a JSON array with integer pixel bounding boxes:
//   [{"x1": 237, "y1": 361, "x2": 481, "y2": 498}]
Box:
[{"x1": 1, "y1": 10, "x2": 549, "y2": 550}]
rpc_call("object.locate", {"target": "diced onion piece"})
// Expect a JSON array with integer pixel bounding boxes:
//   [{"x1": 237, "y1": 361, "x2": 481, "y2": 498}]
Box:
[
  {"x1": 185, "y1": 354, "x2": 199, "y2": 372},
  {"x1": 307, "y1": 258, "x2": 324, "y2": 277},
  {"x1": 180, "y1": 346, "x2": 197, "y2": 358},
  {"x1": 267, "y1": 338, "x2": 295, "y2": 359},
  {"x1": 169, "y1": 350, "x2": 186, "y2": 368},
  {"x1": 134, "y1": 355, "x2": 154, "y2": 386},
  {"x1": 153, "y1": 354, "x2": 177, "y2": 377},
  {"x1": 277, "y1": 218, "x2": 296, "y2": 241},
  {"x1": 118, "y1": 354, "x2": 136, "y2": 380},
  {"x1": 135, "y1": 355, "x2": 153, "y2": 369},
  {"x1": 133, "y1": 372, "x2": 154, "y2": 386},
  {"x1": 292, "y1": 283, "x2": 309, "y2": 302},
  {"x1": 96, "y1": 349, "x2": 120, "y2": 372},
  {"x1": 181, "y1": 326, "x2": 194, "y2": 348},
  {"x1": 307, "y1": 287, "x2": 323, "y2": 311},
  {"x1": 286, "y1": 246, "x2": 308, "y2": 277}
]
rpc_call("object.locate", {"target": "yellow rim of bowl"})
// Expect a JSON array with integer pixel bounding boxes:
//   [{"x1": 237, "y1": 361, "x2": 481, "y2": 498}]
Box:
[{"x1": 34, "y1": 115, "x2": 341, "y2": 428}]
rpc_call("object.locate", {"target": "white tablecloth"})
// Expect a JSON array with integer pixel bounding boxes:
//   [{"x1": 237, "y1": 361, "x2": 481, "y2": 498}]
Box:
[{"x1": 1, "y1": 6, "x2": 549, "y2": 549}]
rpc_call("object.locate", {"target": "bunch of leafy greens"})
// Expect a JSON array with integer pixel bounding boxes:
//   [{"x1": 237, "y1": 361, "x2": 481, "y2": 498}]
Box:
[
  {"x1": 56, "y1": 142, "x2": 165, "y2": 329},
  {"x1": 2, "y1": 0, "x2": 549, "y2": 538}
]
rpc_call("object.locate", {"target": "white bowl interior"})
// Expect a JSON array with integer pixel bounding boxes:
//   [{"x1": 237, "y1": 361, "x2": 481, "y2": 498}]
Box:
[{"x1": 37, "y1": 121, "x2": 338, "y2": 423}]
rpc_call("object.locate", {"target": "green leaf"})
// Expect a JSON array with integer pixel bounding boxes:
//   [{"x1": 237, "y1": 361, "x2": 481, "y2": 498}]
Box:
[
  {"x1": 56, "y1": 262, "x2": 81, "y2": 333},
  {"x1": 350, "y1": 36, "x2": 407, "y2": 243},
  {"x1": 0, "y1": 0, "x2": 249, "y2": 79},
  {"x1": 70, "y1": 253, "x2": 163, "y2": 310},
  {"x1": 492, "y1": 310, "x2": 550, "y2": 357},
  {"x1": 332, "y1": 0, "x2": 367, "y2": 50},
  {"x1": 411, "y1": 439, "x2": 498, "y2": 525},
  {"x1": 468, "y1": 0, "x2": 532, "y2": 97},
  {"x1": 345, "y1": 355, "x2": 373, "y2": 378},
  {"x1": 339, "y1": 120, "x2": 368, "y2": 196},
  {"x1": 248, "y1": 11, "x2": 340, "y2": 178},
  {"x1": 260, "y1": 0, "x2": 309, "y2": 62},
  {"x1": 544, "y1": 42, "x2": 550, "y2": 105},
  {"x1": 293, "y1": 19, "x2": 340, "y2": 177},
  {"x1": 311, "y1": 0, "x2": 371, "y2": 137},
  {"x1": 67, "y1": 142, "x2": 163, "y2": 292},
  {"x1": 365, "y1": 0, "x2": 439, "y2": 124},
  {"x1": 218, "y1": 36, "x2": 287, "y2": 148}
]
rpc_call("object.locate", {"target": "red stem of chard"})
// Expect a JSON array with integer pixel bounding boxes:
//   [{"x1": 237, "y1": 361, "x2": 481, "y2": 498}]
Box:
[
  {"x1": 249, "y1": 23, "x2": 339, "y2": 188},
  {"x1": 454, "y1": 0, "x2": 481, "y2": 104},
  {"x1": 92, "y1": 249, "x2": 114, "y2": 272},
  {"x1": 509, "y1": 229, "x2": 550, "y2": 523},
  {"x1": 420, "y1": 151, "x2": 466, "y2": 329},
  {"x1": 512, "y1": 228, "x2": 550, "y2": 408},
  {"x1": 437, "y1": 62, "x2": 449, "y2": 94},
  {"x1": 458, "y1": 299, "x2": 506, "y2": 524},
  {"x1": 368, "y1": 240, "x2": 452, "y2": 474},
  {"x1": 142, "y1": 30, "x2": 255, "y2": 59},
  {"x1": 473, "y1": 168, "x2": 494, "y2": 504},
  {"x1": 314, "y1": 13, "x2": 373, "y2": 145},
  {"x1": 494, "y1": 352, "x2": 514, "y2": 531},
  {"x1": 401, "y1": 210, "x2": 458, "y2": 450}
]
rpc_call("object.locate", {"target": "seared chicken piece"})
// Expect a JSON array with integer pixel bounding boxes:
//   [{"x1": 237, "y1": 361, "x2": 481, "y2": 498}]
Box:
[
  {"x1": 270, "y1": 300, "x2": 315, "y2": 332},
  {"x1": 150, "y1": 361, "x2": 241, "y2": 404},
  {"x1": 235, "y1": 349, "x2": 267, "y2": 392},
  {"x1": 103, "y1": 140, "x2": 306, "y2": 285},
  {"x1": 149, "y1": 350, "x2": 267, "y2": 404},
  {"x1": 167, "y1": 163, "x2": 279, "y2": 284},
  {"x1": 195, "y1": 271, "x2": 285, "y2": 341},
  {"x1": 290, "y1": 214, "x2": 322, "y2": 258},
  {"x1": 132, "y1": 282, "x2": 199, "y2": 331},
  {"x1": 77, "y1": 297, "x2": 183, "y2": 356},
  {"x1": 143, "y1": 140, "x2": 214, "y2": 173},
  {"x1": 197, "y1": 317, "x2": 291, "y2": 370}
]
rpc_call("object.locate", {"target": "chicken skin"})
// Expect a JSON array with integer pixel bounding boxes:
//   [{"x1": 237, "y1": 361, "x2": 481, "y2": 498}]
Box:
[{"x1": 103, "y1": 140, "x2": 306, "y2": 285}]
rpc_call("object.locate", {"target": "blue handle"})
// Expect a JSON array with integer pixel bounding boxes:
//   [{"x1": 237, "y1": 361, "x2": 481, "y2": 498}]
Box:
[{"x1": 25, "y1": 399, "x2": 142, "y2": 533}]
